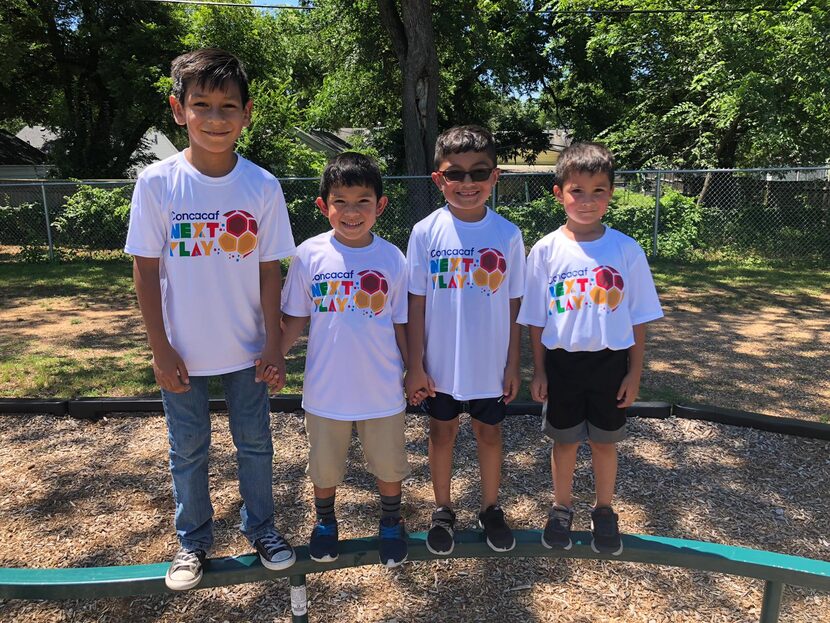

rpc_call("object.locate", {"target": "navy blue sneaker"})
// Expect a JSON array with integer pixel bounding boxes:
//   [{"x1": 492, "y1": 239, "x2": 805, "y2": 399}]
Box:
[
  {"x1": 309, "y1": 517, "x2": 339, "y2": 562},
  {"x1": 542, "y1": 505, "x2": 574, "y2": 550},
  {"x1": 478, "y1": 505, "x2": 516, "y2": 552},
  {"x1": 378, "y1": 516, "x2": 408, "y2": 568},
  {"x1": 590, "y1": 506, "x2": 623, "y2": 556}
]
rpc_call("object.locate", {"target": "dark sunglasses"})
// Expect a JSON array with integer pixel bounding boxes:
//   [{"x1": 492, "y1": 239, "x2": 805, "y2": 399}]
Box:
[{"x1": 438, "y1": 167, "x2": 494, "y2": 183}]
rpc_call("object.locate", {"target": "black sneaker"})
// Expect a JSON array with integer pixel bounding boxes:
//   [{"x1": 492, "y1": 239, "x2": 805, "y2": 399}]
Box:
[
  {"x1": 590, "y1": 506, "x2": 623, "y2": 556},
  {"x1": 542, "y1": 505, "x2": 574, "y2": 550},
  {"x1": 478, "y1": 504, "x2": 516, "y2": 552},
  {"x1": 426, "y1": 506, "x2": 456, "y2": 555},
  {"x1": 254, "y1": 529, "x2": 297, "y2": 570},
  {"x1": 378, "y1": 516, "x2": 408, "y2": 568},
  {"x1": 309, "y1": 517, "x2": 339, "y2": 563},
  {"x1": 165, "y1": 547, "x2": 206, "y2": 591}
]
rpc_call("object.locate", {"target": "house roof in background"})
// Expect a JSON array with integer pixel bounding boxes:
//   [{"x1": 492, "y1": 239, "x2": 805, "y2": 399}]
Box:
[
  {"x1": 293, "y1": 128, "x2": 352, "y2": 156},
  {"x1": 0, "y1": 130, "x2": 48, "y2": 165}
]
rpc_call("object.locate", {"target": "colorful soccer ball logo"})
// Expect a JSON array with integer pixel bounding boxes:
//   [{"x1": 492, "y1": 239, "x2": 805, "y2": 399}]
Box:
[
  {"x1": 472, "y1": 248, "x2": 507, "y2": 293},
  {"x1": 218, "y1": 210, "x2": 258, "y2": 257},
  {"x1": 589, "y1": 265, "x2": 624, "y2": 310},
  {"x1": 353, "y1": 269, "x2": 389, "y2": 315}
]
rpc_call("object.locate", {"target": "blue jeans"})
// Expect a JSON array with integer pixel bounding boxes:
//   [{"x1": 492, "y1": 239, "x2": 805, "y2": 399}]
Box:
[{"x1": 161, "y1": 366, "x2": 275, "y2": 551}]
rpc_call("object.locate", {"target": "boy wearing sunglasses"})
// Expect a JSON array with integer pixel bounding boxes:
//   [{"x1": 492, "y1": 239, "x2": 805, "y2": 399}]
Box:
[{"x1": 405, "y1": 125, "x2": 525, "y2": 555}]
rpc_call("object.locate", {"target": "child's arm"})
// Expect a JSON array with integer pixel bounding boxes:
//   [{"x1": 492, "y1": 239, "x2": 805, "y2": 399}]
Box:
[
  {"x1": 503, "y1": 297, "x2": 522, "y2": 403},
  {"x1": 133, "y1": 256, "x2": 190, "y2": 393},
  {"x1": 255, "y1": 260, "x2": 286, "y2": 392},
  {"x1": 617, "y1": 323, "x2": 647, "y2": 408},
  {"x1": 404, "y1": 293, "x2": 435, "y2": 404},
  {"x1": 394, "y1": 323, "x2": 408, "y2": 368},
  {"x1": 281, "y1": 314, "x2": 309, "y2": 356},
  {"x1": 528, "y1": 325, "x2": 547, "y2": 403}
]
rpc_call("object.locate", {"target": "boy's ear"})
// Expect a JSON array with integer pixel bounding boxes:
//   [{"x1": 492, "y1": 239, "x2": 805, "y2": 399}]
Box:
[
  {"x1": 169, "y1": 95, "x2": 186, "y2": 126},
  {"x1": 431, "y1": 171, "x2": 444, "y2": 189},
  {"x1": 552, "y1": 184, "x2": 564, "y2": 203},
  {"x1": 242, "y1": 99, "x2": 253, "y2": 128},
  {"x1": 315, "y1": 197, "x2": 329, "y2": 216},
  {"x1": 375, "y1": 195, "x2": 389, "y2": 217}
]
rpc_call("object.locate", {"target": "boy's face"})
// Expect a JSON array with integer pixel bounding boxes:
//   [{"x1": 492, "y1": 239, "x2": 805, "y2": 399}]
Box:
[
  {"x1": 169, "y1": 81, "x2": 252, "y2": 160},
  {"x1": 554, "y1": 171, "x2": 614, "y2": 230},
  {"x1": 431, "y1": 151, "x2": 499, "y2": 222},
  {"x1": 316, "y1": 184, "x2": 388, "y2": 248}
]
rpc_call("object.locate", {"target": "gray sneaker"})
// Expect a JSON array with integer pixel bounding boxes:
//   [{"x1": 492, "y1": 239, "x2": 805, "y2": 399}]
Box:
[{"x1": 165, "y1": 547, "x2": 206, "y2": 591}]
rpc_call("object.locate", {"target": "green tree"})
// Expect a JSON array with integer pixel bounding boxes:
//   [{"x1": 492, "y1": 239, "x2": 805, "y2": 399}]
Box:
[
  {"x1": 542, "y1": 0, "x2": 830, "y2": 168},
  {"x1": 0, "y1": 0, "x2": 184, "y2": 177}
]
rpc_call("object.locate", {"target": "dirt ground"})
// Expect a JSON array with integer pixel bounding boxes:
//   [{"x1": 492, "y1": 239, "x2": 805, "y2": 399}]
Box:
[{"x1": 0, "y1": 286, "x2": 828, "y2": 622}]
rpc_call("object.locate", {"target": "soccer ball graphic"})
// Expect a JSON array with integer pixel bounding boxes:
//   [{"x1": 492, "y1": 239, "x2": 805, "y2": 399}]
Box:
[
  {"x1": 353, "y1": 269, "x2": 388, "y2": 315},
  {"x1": 218, "y1": 210, "x2": 258, "y2": 257},
  {"x1": 589, "y1": 265, "x2": 624, "y2": 310},
  {"x1": 472, "y1": 248, "x2": 507, "y2": 293}
]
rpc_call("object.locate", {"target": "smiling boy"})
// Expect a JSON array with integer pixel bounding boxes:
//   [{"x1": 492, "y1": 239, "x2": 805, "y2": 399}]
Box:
[
  {"x1": 125, "y1": 49, "x2": 297, "y2": 590},
  {"x1": 281, "y1": 152, "x2": 411, "y2": 567},
  {"x1": 405, "y1": 125, "x2": 525, "y2": 555}
]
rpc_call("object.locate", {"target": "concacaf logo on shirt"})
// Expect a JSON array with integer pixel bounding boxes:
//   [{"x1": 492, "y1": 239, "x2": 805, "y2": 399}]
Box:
[
  {"x1": 548, "y1": 265, "x2": 625, "y2": 314},
  {"x1": 169, "y1": 209, "x2": 258, "y2": 261},
  {"x1": 309, "y1": 268, "x2": 389, "y2": 317},
  {"x1": 430, "y1": 247, "x2": 507, "y2": 295}
]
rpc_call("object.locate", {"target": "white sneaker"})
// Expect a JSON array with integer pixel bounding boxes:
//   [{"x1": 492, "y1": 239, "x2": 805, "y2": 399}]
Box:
[{"x1": 165, "y1": 547, "x2": 206, "y2": 591}]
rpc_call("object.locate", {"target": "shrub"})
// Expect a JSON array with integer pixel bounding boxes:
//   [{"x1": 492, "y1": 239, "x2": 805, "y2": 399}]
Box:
[{"x1": 52, "y1": 184, "x2": 132, "y2": 249}]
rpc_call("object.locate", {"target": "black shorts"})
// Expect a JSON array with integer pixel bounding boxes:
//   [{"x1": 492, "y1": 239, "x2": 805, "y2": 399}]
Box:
[
  {"x1": 543, "y1": 348, "x2": 628, "y2": 444},
  {"x1": 421, "y1": 391, "x2": 506, "y2": 426}
]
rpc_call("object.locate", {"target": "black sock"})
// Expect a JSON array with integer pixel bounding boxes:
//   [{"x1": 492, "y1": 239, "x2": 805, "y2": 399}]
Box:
[
  {"x1": 380, "y1": 493, "x2": 402, "y2": 520},
  {"x1": 315, "y1": 494, "x2": 336, "y2": 522}
]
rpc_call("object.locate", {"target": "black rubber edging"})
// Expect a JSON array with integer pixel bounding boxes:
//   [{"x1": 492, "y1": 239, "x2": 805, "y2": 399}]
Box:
[
  {"x1": 674, "y1": 403, "x2": 830, "y2": 441},
  {"x1": 0, "y1": 398, "x2": 68, "y2": 416},
  {"x1": 61, "y1": 396, "x2": 303, "y2": 419}
]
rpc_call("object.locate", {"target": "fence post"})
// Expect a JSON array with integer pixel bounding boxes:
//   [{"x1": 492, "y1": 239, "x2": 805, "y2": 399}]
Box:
[
  {"x1": 651, "y1": 172, "x2": 662, "y2": 259},
  {"x1": 289, "y1": 574, "x2": 308, "y2": 623},
  {"x1": 40, "y1": 183, "x2": 55, "y2": 262}
]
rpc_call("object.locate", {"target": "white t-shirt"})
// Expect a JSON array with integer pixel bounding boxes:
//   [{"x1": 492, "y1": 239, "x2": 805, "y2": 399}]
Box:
[
  {"x1": 282, "y1": 231, "x2": 407, "y2": 421},
  {"x1": 518, "y1": 226, "x2": 663, "y2": 351},
  {"x1": 124, "y1": 152, "x2": 295, "y2": 375},
  {"x1": 407, "y1": 206, "x2": 526, "y2": 400}
]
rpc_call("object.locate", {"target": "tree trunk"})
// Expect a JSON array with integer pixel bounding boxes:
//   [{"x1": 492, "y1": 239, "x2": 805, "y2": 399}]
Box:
[{"x1": 377, "y1": 0, "x2": 439, "y2": 177}]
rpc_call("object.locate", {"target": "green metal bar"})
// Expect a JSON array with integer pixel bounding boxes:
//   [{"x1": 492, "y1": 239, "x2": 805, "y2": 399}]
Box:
[
  {"x1": 2, "y1": 531, "x2": 829, "y2": 600},
  {"x1": 290, "y1": 574, "x2": 308, "y2": 623},
  {"x1": 759, "y1": 581, "x2": 784, "y2": 623}
]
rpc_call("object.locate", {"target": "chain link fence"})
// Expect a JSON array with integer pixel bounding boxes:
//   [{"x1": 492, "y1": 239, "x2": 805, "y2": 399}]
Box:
[{"x1": 1, "y1": 167, "x2": 828, "y2": 263}]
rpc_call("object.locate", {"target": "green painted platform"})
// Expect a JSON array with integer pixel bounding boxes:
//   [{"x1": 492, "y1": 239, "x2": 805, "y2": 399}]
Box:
[{"x1": 2, "y1": 530, "x2": 829, "y2": 600}]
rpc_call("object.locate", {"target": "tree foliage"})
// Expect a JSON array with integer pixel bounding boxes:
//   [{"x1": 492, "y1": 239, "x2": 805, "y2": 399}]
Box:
[{"x1": 542, "y1": 0, "x2": 830, "y2": 168}]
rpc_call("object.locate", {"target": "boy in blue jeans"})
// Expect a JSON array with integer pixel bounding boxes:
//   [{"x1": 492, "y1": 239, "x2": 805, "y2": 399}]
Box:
[
  {"x1": 281, "y1": 152, "x2": 410, "y2": 567},
  {"x1": 519, "y1": 142, "x2": 663, "y2": 555},
  {"x1": 406, "y1": 125, "x2": 526, "y2": 555},
  {"x1": 125, "y1": 49, "x2": 296, "y2": 590}
]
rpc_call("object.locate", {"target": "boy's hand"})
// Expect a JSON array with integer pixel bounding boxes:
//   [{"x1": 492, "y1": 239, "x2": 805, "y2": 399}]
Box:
[
  {"x1": 405, "y1": 368, "x2": 435, "y2": 405},
  {"x1": 616, "y1": 370, "x2": 641, "y2": 408},
  {"x1": 502, "y1": 364, "x2": 520, "y2": 404},
  {"x1": 152, "y1": 344, "x2": 190, "y2": 393},
  {"x1": 530, "y1": 369, "x2": 548, "y2": 403},
  {"x1": 255, "y1": 343, "x2": 286, "y2": 393}
]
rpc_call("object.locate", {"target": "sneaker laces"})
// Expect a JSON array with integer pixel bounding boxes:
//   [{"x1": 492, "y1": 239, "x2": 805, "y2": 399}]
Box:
[
  {"x1": 171, "y1": 549, "x2": 203, "y2": 574},
  {"x1": 258, "y1": 531, "x2": 290, "y2": 554}
]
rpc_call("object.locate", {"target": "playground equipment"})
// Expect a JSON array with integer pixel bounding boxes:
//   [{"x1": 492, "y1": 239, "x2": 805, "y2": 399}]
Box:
[{"x1": 2, "y1": 529, "x2": 829, "y2": 623}]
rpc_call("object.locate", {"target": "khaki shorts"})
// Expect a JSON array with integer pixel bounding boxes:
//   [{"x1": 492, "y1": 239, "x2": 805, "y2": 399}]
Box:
[{"x1": 305, "y1": 411, "x2": 411, "y2": 488}]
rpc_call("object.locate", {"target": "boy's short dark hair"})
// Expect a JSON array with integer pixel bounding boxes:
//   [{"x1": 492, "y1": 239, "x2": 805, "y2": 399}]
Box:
[
  {"x1": 319, "y1": 152, "x2": 383, "y2": 202},
  {"x1": 555, "y1": 142, "x2": 615, "y2": 187},
  {"x1": 171, "y1": 48, "x2": 250, "y2": 105},
  {"x1": 434, "y1": 125, "x2": 497, "y2": 170}
]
